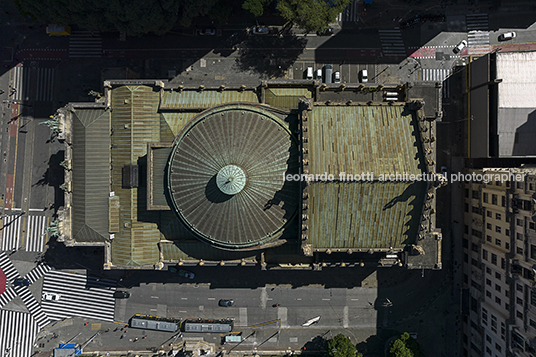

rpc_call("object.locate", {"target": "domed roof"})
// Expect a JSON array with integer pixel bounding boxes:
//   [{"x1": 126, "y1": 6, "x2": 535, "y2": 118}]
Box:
[{"x1": 167, "y1": 104, "x2": 299, "y2": 250}]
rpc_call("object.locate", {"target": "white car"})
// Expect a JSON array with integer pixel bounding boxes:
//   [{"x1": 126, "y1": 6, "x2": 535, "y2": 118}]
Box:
[
  {"x1": 499, "y1": 32, "x2": 516, "y2": 41},
  {"x1": 360, "y1": 69, "x2": 368, "y2": 83},
  {"x1": 43, "y1": 292, "x2": 61, "y2": 301},
  {"x1": 453, "y1": 40, "x2": 467, "y2": 54},
  {"x1": 334, "y1": 71, "x2": 341, "y2": 83}
]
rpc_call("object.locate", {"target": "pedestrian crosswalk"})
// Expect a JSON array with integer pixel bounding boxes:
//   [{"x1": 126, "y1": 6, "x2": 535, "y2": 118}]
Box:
[
  {"x1": 466, "y1": 13, "x2": 489, "y2": 31},
  {"x1": 0, "y1": 310, "x2": 38, "y2": 357},
  {"x1": 10, "y1": 64, "x2": 26, "y2": 102},
  {"x1": 34, "y1": 67, "x2": 55, "y2": 102},
  {"x1": 0, "y1": 287, "x2": 17, "y2": 308},
  {"x1": 25, "y1": 262, "x2": 52, "y2": 284},
  {"x1": 41, "y1": 271, "x2": 117, "y2": 321},
  {"x1": 468, "y1": 31, "x2": 490, "y2": 54},
  {"x1": 0, "y1": 252, "x2": 21, "y2": 283},
  {"x1": 340, "y1": 0, "x2": 360, "y2": 23},
  {"x1": 420, "y1": 68, "x2": 451, "y2": 82},
  {"x1": 25, "y1": 215, "x2": 48, "y2": 252},
  {"x1": 2, "y1": 213, "x2": 49, "y2": 252},
  {"x1": 379, "y1": 29, "x2": 406, "y2": 57},
  {"x1": 69, "y1": 30, "x2": 102, "y2": 58},
  {"x1": 9, "y1": 64, "x2": 55, "y2": 102},
  {"x1": 14, "y1": 285, "x2": 50, "y2": 330}
]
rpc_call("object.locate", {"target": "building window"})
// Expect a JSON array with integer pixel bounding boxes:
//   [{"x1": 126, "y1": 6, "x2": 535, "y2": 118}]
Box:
[
  {"x1": 492, "y1": 194, "x2": 498, "y2": 205},
  {"x1": 506, "y1": 289, "x2": 509, "y2": 297},
  {"x1": 486, "y1": 334, "x2": 491, "y2": 343},
  {"x1": 496, "y1": 213, "x2": 502, "y2": 220},
  {"x1": 486, "y1": 290, "x2": 492, "y2": 298},
  {"x1": 530, "y1": 222, "x2": 535, "y2": 230},
  {"x1": 517, "y1": 247, "x2": 523, "y2": 255},
  {"x1": 472, "y1": 190, "x2": 480, "y2": 199},
  {"x1": 496, "y1": 343, "x2": 501, "y2": 353},
  {"x1": 501, "y1": 258, "x2": 506, "y2": 269},
  {"x1": 491, "y1": 253, "x2": 497, "y2": 265},
  {"x1": 495, "y1": 272, "x2": 501, "y2": 280},
  {"x1": 530, "y1": 183, "x2": 535, "y2": 191},
  {"x1": 517, "y1": 232, "x2": 523, "y2": 240},
  {"x1": 506, "y1": 242, "x2": 510, "y2": 250},
  {"x1": 496, "y1": 180, "x2": 502, "y2": 186},
  {"x1": 486, "y1": 267, "x2": 492, "y2": 274},
  {"x1": 471, "y1": 258, "x2": 479, "y2": 267},
  {"x1": 496, "y1": 239, "x2": 501, "y2": 246},
  {"x1": 464, "y1": 203, "x2": 469, "y2": 212},
  {"x1": 472, "y1": 206, "x2": 481, "y2": 214},
  {"x1": 517, "y1": 218, "x2": 523, "y2": 227},
  {"x1": 463, "y1": 238, "x2": 468, "y2": 248},
  {"x1": 531, "y1": 245, "x2": 536, "y2": 260},
  {"x1": 487, "y1": 210, "x2": 492, "y2": 217},
  {"x1": 495, "y1": 226, "x2": 501, "y2": 233},
  {"x1": 530, "y1": 290, "x2": 536, "y2": 306},
  {"x1": 487, "y1": 235, "x2": 492, "y2": 242},
  {"x1": 471, "y1": 243, "x2": 478, "y2": 252},
  {"x1": 487, "y1": 223, "x2": 492, "y2": 230},
  {"x1": 483, "y1": 192, "x2": 488, "y2": 203},
  {"x1": 517, "y1": 297, "x2": 523, "y2": 305},
  {"x1": 483, "y1": 249, "x2": 488, "y2": 260},
  {"x1": 472, "y1": 229, "x2": 482, "y2": 238},
  {"x1": 517, "y1": 311, "x2": 523, "y2": 319},
  {"x1": 501, "y1": 196, "x2": 506, "y2": 207},
  {"x1": 505, "y1": 303, "x2": 509, "y2": 310},
  {"x1": 463, "y1": 274, "x2": 468, "y2": 283},
  {"x1": 464, "y1": 225, "x2": 469, "y2": 234},
  {"x1": 517, "y1": 284, "x2": 523, "y2": 292},
  {"x1": 495, "y1": 284, "x2": 501, "y2": 292},
  {"x1": 495, "y1": 296, "x2": 501, "y2": 304},
  {"x1": 531, "y1": 320, "x2": 536, "y2": 329},
  {"x1": 464, "y1": 188, "x2": 469, "y2": 198},
  {"x1": 517, "y1": 182, "x2": 523, "y2": 189},
  {"x1": 464, "y1": 253, "x2": 468, "y2": 263},
  {"x1": 486, "y1": 278, "x2": 491, "y2": 286}
]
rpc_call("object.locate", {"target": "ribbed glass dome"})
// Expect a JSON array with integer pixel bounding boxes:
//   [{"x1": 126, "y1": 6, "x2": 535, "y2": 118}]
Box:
[{"x1": 167, "y1": 104, "x2": 299, "y2": 250}]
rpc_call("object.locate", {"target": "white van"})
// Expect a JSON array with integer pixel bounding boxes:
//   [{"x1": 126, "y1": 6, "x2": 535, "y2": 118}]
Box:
[
  {"x1": 306, "y1": 67, "x2": 313, "y2": 79},
  {"x1": 316, "y1": 69, "x2": 322, "y2": 80},
  {"x1": 360, "y1": 69, "x2": 368, "y2": 83}
]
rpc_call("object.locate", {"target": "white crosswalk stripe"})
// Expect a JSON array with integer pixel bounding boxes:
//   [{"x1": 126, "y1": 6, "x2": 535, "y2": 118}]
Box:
[
  {"x1": 340, "y1": 0, "x2": 360, "y2": 23},
  {"x1": 25, "y1": 262, "x2": 52, "y2": 284},
  {"x1": 13, "y1": 285, "x2": 50, "y2": 330},
  {"x1": 0, "y1": 310, "x2": 38, "y2": 357},
  {"x1": 466, "y1": 13, "x2": 489, "y2": 31},
  {"x1": 468, "y1": 31, "x2": 490, "y2": 54},
  {"x1": 421, "y1": 68, "x2": 451, "y2": 82},
  {"x1": 379, "y1": 29, "x2": 406, "y2": 57},
  {"x1": 10, "y1": 65, "x2": 25, "y2": 101},
  {"x1": 42, "y1": 271, "x2": 116, "y2": 321},
  {"x1": 69, "y1": 30, "x2": 102, "y2": 58},
  {"x1": 0, "y1": 287, "x2": 17, "y2": 308},
  {"x1": 1, "y1": 214, "x2": 23, "y2": 251},
  {"x1": 35, "y1": 67, "x2": 55, "y2": 102},
  {"x1": 0, "y1": 252, "x2": 21, "y2": 282},
  {"x1": 25, "y1": 215, "x2": 48, "y2": 252}
]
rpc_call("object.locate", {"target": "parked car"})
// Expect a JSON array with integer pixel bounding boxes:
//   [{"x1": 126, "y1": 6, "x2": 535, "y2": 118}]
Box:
[
  {"x1": 306, "y1": 67, "x2": 313, "y2": 79},
  {"x1": 199, "y1": 28, "x2": 216, "y2": 36},
  {"x1": 219, "y1": 299, "x2": 234, "y2": 307},
  {"x1": 179, "y1": 269, "x2": 195, "y2": 279},
  {"x1": 13, "y1": 278, "x2": 30, "y2": 286},
  {"x1": 324, "y1": 64, "x2": 333, "y2": 84},
  {"x1": 113, "y1": 291, "x2": 131, "y2": 299},
  {"x1": 252, "y1": 26, "x2": 269, "y2": 35},
  {"x1": 499, "y1": 32, "x2": 516, "y2": 41},
  {"x1": 334, "y1": 71, "x2": 341, "y2": 83},
  {"x1": 316, "y1": 28, "x2": 334, "y2": 36},
  {"x1": 316, "y1": 69, "x2": 322, "y2": 80},
  {"x1": 453, "y1": 40, "x2": 467, "y2": 54},
  {"x1": 360, "y1": 69, "x2": 368, "y2": 83},
  {"x1": 43, "y1": 292, "x2": 61, "y2": 301}
]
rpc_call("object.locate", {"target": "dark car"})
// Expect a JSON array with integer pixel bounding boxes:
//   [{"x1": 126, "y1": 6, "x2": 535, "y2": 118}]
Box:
[
  {"x1": 113, "y1": 291, "x2": 131, "y2": 298},
  {"x1": 13, "y1": 278, "x2": 30, "y2": 286},
  {"x1": 219, "y1": 299, "x2": 234, "y2": 307},
  {"x1": 317, "y1": 28, "x2": 334, "y2": 36}
]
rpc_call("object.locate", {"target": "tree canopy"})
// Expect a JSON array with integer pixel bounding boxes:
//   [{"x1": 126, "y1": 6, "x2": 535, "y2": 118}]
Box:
[
  {"x1": 387, "y1": 333, "x2": 424, "y2": 357},
  {"x1": 276, "y1": 0, "x2": 352, "y2": 33},
  {"x1": 327, "y1": 334, "x2": 357, "y2": 357}
]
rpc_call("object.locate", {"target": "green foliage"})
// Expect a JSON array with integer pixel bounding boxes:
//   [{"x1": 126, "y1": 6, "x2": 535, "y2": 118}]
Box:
[
  {"x1": 386, "y1": 333, "x2": 424, "y2": 357},
  {"x1": 242, "y1": 0, "x2": 272, "y2": 17},
  {"x1": 276, "y1": 0, "x2": 352, "y2": 33},
  {"x1": 327, "y1": 334, "x2": 357, "y2": 357}
]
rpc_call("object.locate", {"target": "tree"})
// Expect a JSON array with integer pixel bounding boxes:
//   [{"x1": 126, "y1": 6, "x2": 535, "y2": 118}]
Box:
[
  {"x1": 276, "y1": 0, "x2": 352, "y2": 33},
  {"x1": 327, "y1": 334, "x2": 357, "y2": 357},
  {"x1": 387, "y1": 333, "x2": 424, "y2": 357},
  {"x1": 242, "y1": 0, "x2": 272, "y2": 17}
]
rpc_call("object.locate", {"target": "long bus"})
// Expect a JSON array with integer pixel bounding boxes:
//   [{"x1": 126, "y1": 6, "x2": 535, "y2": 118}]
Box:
[
  {"x1": 182, "y1": 318, "x2": 234, "y2": 333},
  {"x1": 129, "y1": 314, "x2": 180, "y2": 333}
]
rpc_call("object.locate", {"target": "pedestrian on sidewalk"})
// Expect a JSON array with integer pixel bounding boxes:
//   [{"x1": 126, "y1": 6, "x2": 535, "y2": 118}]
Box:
[
  {"x1": 120, "y1": 334, "x2": 126, "y2": 339},
  {"x1": 142, "y1": 335, "x2": 147, "y2": 339},
  {"x1": 134, "y1": 337, "x2": 139, "y2": 342}
]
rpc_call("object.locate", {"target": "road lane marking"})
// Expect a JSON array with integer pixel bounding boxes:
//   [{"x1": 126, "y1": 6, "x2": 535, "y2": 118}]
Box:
[
  {"x1": 181, "y1": 297, "x2": 188, "y2": 300},
  {"x1": 207, "y1": 298, "x2": 215, "y2": 300},
  {"x1": 322, "y1": 298, "x2": 330, "y2": 301},
  {"x1": 151, "y1": 296, "x2": 159, "y2": 299}
]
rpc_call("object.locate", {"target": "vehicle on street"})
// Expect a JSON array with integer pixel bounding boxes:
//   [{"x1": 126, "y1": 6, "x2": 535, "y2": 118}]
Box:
[
  {"x1": 499, "y1": 32, "x2": 516, "y2": 41},
  {"x1": 360, "y1": 69, "x2": 368, "y2": 83},
  {"x1": 13, "y1": 278, "x2": 30, "y2": 286},
  {"x1": 219, "y1": 299, "x2": 234, "y2": 307},
  {"x1": 179, "y1": 269, "x2": 195, "y2": 279},
  {"x1": 42, "y1": 292, "x2": 61, "y2": 301},
  {"x1": 114, "y1": 291, "x2": 131, "y2": 298},
  {"x1": 306, "y1": 67, "x2": 313, "y2": 80},
  {"x1": 324, "y1": 64, "x2": 333, "y2": 84},
  {"x1": 252, "y1": 26, "x2": 269, "y2": 35},
  {"x1": 334, "y1": 71, "x2": 341, "y2": 83},
  {"x1": 302, "y1": 316, "x2": 321, "y2": 327},
  {"x1": 409, "y1": 332, "x2": 418, "y2": 339},
  {"x1": 199, "y1": 28, "x2": 216, "y2": 36},
  {"x1": 453, "y1": 40, "x2": 467, "y2": 54},
  {"x1": 130, "y1": 314, "x2": 180, "y2": 332},
  {"x1": 316, "y1": 28, "x2": 334, "y2": 36},
  {"x1": 316, "y1": 69, "x2": 322, "y2": 80},
  {"x1": 183, "y1": 318, "x2": 234, "y2": 332}
]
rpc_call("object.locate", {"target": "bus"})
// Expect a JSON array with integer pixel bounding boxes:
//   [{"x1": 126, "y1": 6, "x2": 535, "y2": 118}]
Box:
[
  {"x1": 182, "y1": 318, "x2": 234, "y2": 333},
  {"x1": 129, "y1": 314, "x2": 180, "y2": 333}
]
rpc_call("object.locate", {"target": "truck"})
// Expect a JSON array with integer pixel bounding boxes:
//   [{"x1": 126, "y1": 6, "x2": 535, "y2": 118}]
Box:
[{"x1": 324, "y1": 64, "x2": 333, "y2": 84}]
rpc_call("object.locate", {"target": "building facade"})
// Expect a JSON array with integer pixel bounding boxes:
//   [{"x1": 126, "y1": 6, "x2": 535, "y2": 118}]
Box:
[{"x1": 462, "y1": 168, "x2": 536, "y2": 356}]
